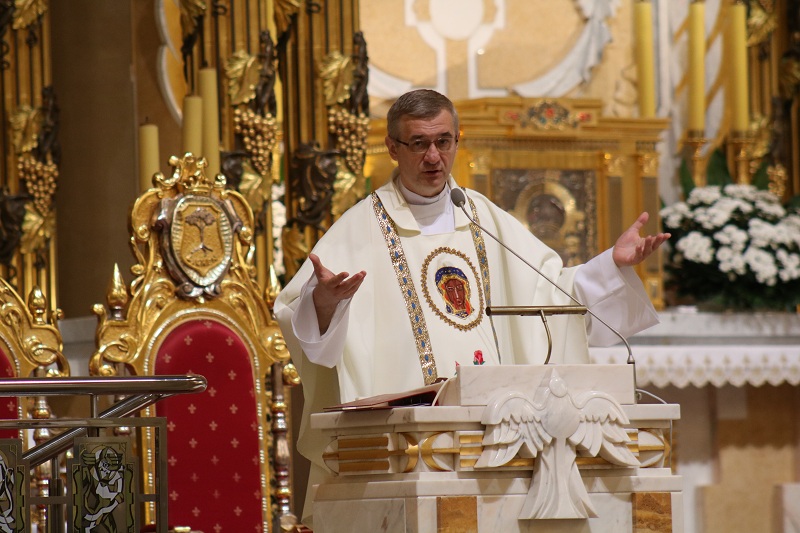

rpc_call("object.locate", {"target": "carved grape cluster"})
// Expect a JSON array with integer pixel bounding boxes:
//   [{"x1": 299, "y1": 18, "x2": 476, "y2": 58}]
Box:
[
  {"x1": 18, "y1": 153, "x2": 58, "y2": 215},
  {"x1": 233, "y1": 107, "x2": 278, "y2": 176},
  {"x1": 328, "y1": 106, "x2": 370, "y2": 176}
]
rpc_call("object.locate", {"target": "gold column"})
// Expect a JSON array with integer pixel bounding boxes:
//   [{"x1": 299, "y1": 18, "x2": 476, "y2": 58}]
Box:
[{"x1": 634, "y1": 0, "x2": 656, "y2": 118}]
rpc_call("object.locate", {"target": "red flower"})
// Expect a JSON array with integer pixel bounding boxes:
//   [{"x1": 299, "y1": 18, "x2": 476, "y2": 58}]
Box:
[{"x1": 473, "y1": 350, "x2": 484, "y2": 365}]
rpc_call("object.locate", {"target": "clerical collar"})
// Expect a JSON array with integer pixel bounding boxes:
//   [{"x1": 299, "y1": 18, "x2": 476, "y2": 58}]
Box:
[
  {"x1": 396, "y1": 178, "x2": 454, "y2": 234},
  {"x1": 397, "y1": 179, "x2": 450, "y2": 206}
]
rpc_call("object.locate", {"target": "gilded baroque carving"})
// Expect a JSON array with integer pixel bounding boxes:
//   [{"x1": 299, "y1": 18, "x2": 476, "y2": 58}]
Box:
[
  {"x1": 286, "y1": 142, "x2": 339, "y2": 230},
  {"x1": 279, "y1": 224, "x2": 309, "y2": 280},
  {"x1": 12, "y1": 0, "x2": 45, "y2": 30},
  {"x1": 10, "y1": 87, "x2": 60, "y2": 259},
  {"x1": 226, "y1": 32, "x2": 279, "y2": 221},
  {"x1": 0, "y1": 281, "x2": 68, "y2": 376},
  {"x1": 91, "y1": 153, "x2": 289, "y2": 377},
  {"x1": 506, "y1": 100, "x2": 592, "y2": 131},
  {"x1": 747, "y1": 0, "x2": 776, "y2": 46},
  {"x1": 274, "y1": 0, "x2": 301, "y2": 38},
  {"x1": 0, "y1": 189, "x2": 29, "y2": 270},
  {"x1": 322, "y1": 32, "x2": 371, "y2": 218},
  {"x1": 179, "y1": 0, "x2": 207, "y2": 55}
]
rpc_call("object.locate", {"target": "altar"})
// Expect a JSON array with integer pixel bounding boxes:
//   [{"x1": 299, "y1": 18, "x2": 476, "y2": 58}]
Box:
[
  {"x1": 590, "y1": 309, "x2": 800, "y2": 533},
  {"x1": 309, "y1": 364, "x2": 682, "y2": 533}
]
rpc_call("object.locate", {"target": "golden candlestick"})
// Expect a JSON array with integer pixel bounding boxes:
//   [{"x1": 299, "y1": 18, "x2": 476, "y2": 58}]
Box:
[
  {"x1": 730, "y1": 130, "x2": 752, "y2": 184},
  {"x1": 685, "y1": 130, "x2": 708, "y2": 187}
]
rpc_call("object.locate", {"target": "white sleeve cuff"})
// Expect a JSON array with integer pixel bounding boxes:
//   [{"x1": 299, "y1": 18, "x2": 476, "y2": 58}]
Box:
[
  {"x1": 291, "y1": 275, "x2": 351, "y2": 368},
  {"x1": 574, "y1": 249, "x2": 659, "y2": 346}
]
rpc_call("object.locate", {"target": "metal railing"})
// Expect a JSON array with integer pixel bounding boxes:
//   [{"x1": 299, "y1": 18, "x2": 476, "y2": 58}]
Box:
[{"x1": 0, "y1": 375, "x2": 207, "y2": 533}]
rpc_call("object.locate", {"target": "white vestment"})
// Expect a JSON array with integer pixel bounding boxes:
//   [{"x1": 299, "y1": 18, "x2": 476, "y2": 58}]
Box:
[{"x1": 274, "y1": 173, "x2": 659, "y2": 523}]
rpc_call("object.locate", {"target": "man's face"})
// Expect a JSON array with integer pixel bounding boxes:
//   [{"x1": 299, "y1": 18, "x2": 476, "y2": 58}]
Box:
[{"x1": 386, "y1": 110, "x2": 458, "y2": 198}]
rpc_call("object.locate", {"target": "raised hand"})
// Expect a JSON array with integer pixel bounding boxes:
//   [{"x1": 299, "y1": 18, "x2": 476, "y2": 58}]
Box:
[
  {"x1": 612, "y1": 212, "x2": 671, "y2": 268},
  {"x1": 309, "y1": 253, "x2": 366, "y2": 333}
]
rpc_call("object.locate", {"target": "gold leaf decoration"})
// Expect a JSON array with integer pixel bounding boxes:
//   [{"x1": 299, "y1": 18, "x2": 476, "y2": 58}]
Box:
[
  {"x1": 331, "y1": 165, "x2": 364, "y2": 219},
  {"x1": 779, "y1": 53, "x2": 800, "y2": 99},
  {"x1": 180, "y1": 0, "x2": 207, "y2": 38},
  {"x1": 226, "y1": 50, "x2": 262, "y2": 106},
  {"x1": 747, "y1": 2, "x2": 776, "y2": 46},
  {"x1": 13, "y1": 0, "x2": 47, "y2": 30},
  {"x1": 233, "y1": 108, "x2": 278, "y2": 176},
  {"x1": 10, "y1": 105, "x2": 41, "y2": 155},
  {"x1": 237, "y1": 159, "x2": 269, "y2": 214},
  {"x1": 20, "y1": 203, "x2": 55, "y2": 254},
  {"x1": 319, "y1": 51, "x2": 353, "y2": 107},
  {"x1": 274, "y1": 0, "x2": 301, "y2": 36},
  {"x1": 280, "y1": 225, "x2": 309, "y2": 279}
]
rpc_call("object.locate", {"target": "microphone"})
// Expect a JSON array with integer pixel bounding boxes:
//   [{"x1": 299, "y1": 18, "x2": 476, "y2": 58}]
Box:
[{"x1": 449, "y1": 187, "x2": 635, "y2": 368}]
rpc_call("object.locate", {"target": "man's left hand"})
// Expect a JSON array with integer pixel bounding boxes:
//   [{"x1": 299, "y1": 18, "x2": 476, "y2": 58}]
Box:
[{"x1": 612, "y1": 212, "x2": 671, "y2": 268}]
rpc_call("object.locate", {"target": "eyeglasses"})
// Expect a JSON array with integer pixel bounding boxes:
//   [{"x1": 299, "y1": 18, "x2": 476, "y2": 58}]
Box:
[{"x1": 392, "y1": 136, "x2": 458, "y2": 154}]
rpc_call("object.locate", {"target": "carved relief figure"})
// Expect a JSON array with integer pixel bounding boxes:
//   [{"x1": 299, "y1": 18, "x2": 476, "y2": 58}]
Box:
[
  {"x1": 476, "y1": 369, "x2": 638, "y2": 519},
  {"x1": 287, "y1": 142, "x2": 339, "y2": 230}
]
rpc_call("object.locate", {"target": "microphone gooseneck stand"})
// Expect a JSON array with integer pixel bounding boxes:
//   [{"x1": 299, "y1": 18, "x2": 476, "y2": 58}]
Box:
[{"x1": 450, "y1": 187, "x2": 639, "y2": 399}]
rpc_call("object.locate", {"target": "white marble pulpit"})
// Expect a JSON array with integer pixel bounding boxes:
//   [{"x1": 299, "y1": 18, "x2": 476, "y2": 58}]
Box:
[{"x1": 310, "y1": 364, "x2": 682, "y2": 533}]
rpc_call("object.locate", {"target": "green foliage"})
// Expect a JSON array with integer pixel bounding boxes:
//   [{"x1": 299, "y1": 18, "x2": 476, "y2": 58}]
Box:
[
  {"x1": 751, "y1": 159, "x2": 771, "y2": 190},
  {"x1": 705, "y1": 148, "x2": 734, "y2": 187},
  {"x1": 679, "y1": 157, "x2": 694, "y2": 198}
]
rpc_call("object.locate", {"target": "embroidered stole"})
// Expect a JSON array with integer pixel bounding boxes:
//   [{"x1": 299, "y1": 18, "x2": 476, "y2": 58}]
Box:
[{"x1": 371, "y1": 192, "x2": 493, "y2": 384}]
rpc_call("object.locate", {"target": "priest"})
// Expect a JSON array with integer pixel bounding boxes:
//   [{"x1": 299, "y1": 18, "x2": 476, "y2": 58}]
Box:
[{"x1": 274, "y1": 88, "x2": 669, "y2": 523}]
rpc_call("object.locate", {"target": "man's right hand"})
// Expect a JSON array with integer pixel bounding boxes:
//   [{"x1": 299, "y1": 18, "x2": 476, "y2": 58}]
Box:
[{"x1": 309, "y1": 253, "x2": 367, "y2": 334}]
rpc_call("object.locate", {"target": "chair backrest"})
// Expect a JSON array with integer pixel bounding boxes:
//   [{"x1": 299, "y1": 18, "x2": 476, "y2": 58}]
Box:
[
  {"x1": 0, "y1": 282, "x2": 69, "y2": 434},
  {"x1": 0, "y1": 280, "x2": 69, "y2": 530},
  {"x1": 90, "y1": 154, "x2": 291, "y2": 530}
]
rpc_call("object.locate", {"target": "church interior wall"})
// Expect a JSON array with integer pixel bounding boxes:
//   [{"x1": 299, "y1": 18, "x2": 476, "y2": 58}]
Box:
[{"x1": 34, "y1": 1, "x2": 800, "y2": 532}]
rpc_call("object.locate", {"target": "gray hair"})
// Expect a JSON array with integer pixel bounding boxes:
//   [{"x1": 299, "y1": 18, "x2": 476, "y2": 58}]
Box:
[{"x1": 386, "y1": 89, "x2": 459, "y2": 139}]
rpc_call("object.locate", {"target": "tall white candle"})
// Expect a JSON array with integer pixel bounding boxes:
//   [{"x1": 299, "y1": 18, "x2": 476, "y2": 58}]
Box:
[
  {"x1": 688, "y1": 1, "x2": 706, "y2": 132},
  {"x1": 634, "y1": 0, "x2": 656, "y2": 118},
  {"x1": 199, "y1": 68, "x2": 220, "y2": 176},
  {"x1": 730, "y1": 2, "x2": 750, "y2": 132},
  {"x1": 182, "y1": 95, "x2": 203, "y2": 157},
  {"x1": 138, "y1": 123, "x2": 159, "y2": 192}
]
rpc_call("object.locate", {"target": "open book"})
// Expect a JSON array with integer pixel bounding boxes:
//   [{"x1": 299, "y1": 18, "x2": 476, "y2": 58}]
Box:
[{"x1": 322, "y1": 380, "x2": 445, "y2": 411}]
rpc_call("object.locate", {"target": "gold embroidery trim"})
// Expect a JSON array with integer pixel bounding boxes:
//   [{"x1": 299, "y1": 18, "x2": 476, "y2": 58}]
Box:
[
  {"x1": 467, "y1": 197, "x2": 492, "y2": 308},
  {"x1": 421, "y1": 247, "x2": 484, "y2": 331},
  {"x1": 466, "y1": 195, "x2": 501, "y2": 357},
  {"x1": 371, "y1": 193, "x2": 438, "y2": 384}
]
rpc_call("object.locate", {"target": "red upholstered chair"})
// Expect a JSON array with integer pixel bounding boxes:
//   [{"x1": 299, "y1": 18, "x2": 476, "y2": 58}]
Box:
[{"x1": 90, "y1": 154, "x2": 294, "y2": 531}]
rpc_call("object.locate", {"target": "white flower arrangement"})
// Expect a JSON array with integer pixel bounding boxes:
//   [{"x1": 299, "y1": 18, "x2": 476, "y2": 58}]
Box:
[{"x1": 660, "y1": 184, "x2": 800, "y2": 310}]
